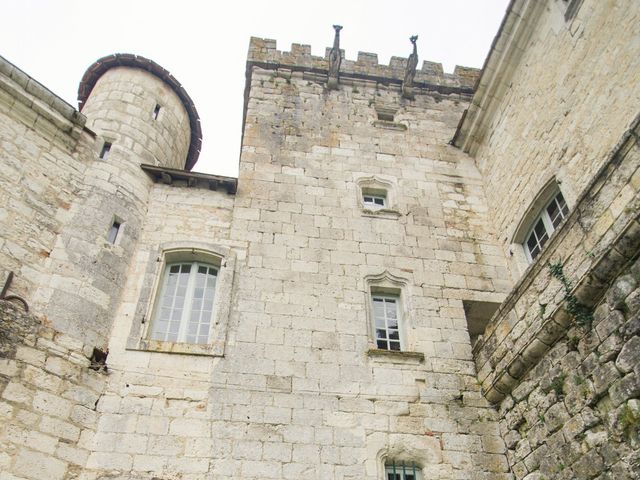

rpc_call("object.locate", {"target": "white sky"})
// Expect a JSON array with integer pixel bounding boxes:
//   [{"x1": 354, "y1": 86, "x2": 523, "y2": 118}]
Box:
[{"x1": 2, "y1": 0, "x2": 510, "y2": 177}]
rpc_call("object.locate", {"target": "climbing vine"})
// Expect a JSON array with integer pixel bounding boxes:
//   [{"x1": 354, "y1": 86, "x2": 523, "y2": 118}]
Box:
[{"x1": 548, "y1": 261, "x2": 594, "y2": 327}]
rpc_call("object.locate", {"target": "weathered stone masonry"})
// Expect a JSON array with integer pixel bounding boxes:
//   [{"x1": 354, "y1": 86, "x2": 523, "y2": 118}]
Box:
[{"x1": 1, "y1": 0, "x2": 639, "y2": 478}]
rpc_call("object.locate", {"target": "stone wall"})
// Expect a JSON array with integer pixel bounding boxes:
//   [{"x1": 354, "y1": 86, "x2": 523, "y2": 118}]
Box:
[
  {"x1": 0, "y1": 301, "x2": 107, "y2": 480},
  {"x1": 472, "y1": 106, "x2": 640, "y2": 478},
  {"x1": 499, "y1": 258, "x2": 640, "y2": 479},
  {"x1": 0, "y1": 55, "x2": 91, "y2": 306},
  {"x1": 0, "y1": 53, "x2": 199, "y2": 350},
  {"x1": 456, "y1": 0, "x2": 640, "y2": 277}
]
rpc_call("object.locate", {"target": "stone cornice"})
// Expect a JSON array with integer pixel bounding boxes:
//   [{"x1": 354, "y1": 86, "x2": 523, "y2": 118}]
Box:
[
  {"x1": 0, "y1": 54, "x2": 87, "y2": 141},
  {"x1": 452, "y1": 0, "x2": 545, "y2": 153}
]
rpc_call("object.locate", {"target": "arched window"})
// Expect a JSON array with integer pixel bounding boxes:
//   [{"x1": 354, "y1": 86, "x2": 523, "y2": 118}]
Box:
[
  {"x1": 365, "y1": 270, "x2": 414, "y2": 353},
  {"x1": 524, "y1": 191, "x2": 569, "y2": 261},
  {"x1": 511, "y1": 179, "x2": 571, "y2": 264}
]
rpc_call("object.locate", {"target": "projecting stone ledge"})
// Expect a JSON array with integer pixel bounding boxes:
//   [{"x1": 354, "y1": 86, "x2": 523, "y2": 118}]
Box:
[{"x1": 141, "y1": 164, "x2": 237, "y2": 194}]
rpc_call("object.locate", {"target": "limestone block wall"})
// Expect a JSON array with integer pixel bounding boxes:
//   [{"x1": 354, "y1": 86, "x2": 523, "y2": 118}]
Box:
[
  {"x1": 78, "y1": 183, "x2": 237, "y2": 478},
  {"x1": 57, "y1": 43, "x2": 517, "y2": 479},
  {"x1": 460, "y1": 0, "x2": 640, "y2": 275},
  {"x1": 0, "y1": 55, "x2": 92, "y2": 306},
  {"x1": 473, "y1": 114, "x2": 640, "y2": 477},
  {"x1": 80, "y1": 66, "x2": 192, "y2": 170},
  {"x1": 0, "y1": 301, "x2": 107, "y2": 480},
  {"x1": 500, "y1": 262, "x2": 640, "y2": 479}
]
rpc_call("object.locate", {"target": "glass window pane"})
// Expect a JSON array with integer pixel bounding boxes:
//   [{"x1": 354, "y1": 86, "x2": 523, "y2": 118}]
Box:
[
  {"x1": 538, "y1": 230, "x2": 549, "y2": 249},
  {"x1": 530, "y1": 244, "x2": 541, "y2": 260},
  {"x1": 534, "y1": 219, "x2": 547, "y2": 238},
  {"x1": 389, "y1": 341, "x2": 401, "y2": 351},
  {"x1": 377, "y1": 340, "x2": 387, "y2": 349}
]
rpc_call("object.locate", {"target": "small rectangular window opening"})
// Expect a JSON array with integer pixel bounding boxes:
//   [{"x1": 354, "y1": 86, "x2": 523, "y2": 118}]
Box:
[
  {"x1": 153, "y1": 104, "x2": 161, "y2": 120},
  {"x1": 99, "y1": 142, "x2": 112, "y2": 160},
  {"x1": 377, "y1": 111, "x2": 395, "y2": 122},
  {"x1": 363, "y1": 193, "x2": 387, "y2": 209},
  {"x1": 107, "y1": 220, "x2": 121, "y2": 244}
]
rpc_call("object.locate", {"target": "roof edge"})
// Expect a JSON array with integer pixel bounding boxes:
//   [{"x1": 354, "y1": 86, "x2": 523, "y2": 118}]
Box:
[{"x1": 452, "y1": 0, "x2": 545, "y2": 153}]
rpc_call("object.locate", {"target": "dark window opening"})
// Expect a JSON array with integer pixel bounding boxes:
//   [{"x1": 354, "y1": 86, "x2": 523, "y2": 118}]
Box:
[
  {"x1": 99, "y1": 142, "x2": 112, "y2": 160},
  {"x1": 153, "y1": 104, "x2": 161, "y2": 120},
  {"x1": 107, "y1": 220, "x2": 121, "y2": 244},
  {"x1": 377, "y1": 111, "x2": 395, "y2": 122}
]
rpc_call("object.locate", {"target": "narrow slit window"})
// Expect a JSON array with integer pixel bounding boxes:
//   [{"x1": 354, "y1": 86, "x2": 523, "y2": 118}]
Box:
[
  {"x1": 153, "y1": 104, "x2": 161, "y2": 120},
  {"x1": 107, "y1": 220, "x2": 121, "y2": 244},
  {"x1": 99, "y1": 142, "x2": 112, "y2": 160},
  {"x1": 377, "y1": 111, "x2": 395, "y2": 122}
]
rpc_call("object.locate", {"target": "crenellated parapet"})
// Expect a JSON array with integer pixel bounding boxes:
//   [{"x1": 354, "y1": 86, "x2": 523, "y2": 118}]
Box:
[{"x1": 248, "y1": 37, "x2": 481, "y2": 91}]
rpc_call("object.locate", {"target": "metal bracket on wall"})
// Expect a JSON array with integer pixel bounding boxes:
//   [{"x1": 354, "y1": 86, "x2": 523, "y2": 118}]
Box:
[{"x1": 0, "y1": 271, "x2": 29, "y2": 312}]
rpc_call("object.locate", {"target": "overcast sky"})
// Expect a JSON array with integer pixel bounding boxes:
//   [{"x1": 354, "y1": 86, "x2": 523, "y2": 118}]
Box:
[{"x1": 2, "y1": 0, "x2": 510, "y2": 177}]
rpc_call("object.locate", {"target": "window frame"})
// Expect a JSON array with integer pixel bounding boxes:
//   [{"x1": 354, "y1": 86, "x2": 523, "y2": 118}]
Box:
[
  {"x1": 127, "y1": 242, "x2": 235, "y2": 357},
  {"x1": 372, "y1": 293, "x2": 402, "y2": 351},
  {"x1": 384, "y1": 461, "x2": 422, "y2": 480},
  {"x1": 364, "y1": 270, "x2": 419, "y2": 356},
  {"x1": 363, "y1": 192, "x2": 387, "y2": 209},
  {"x1": 523, "y1": 191, "x2": 569, "y2": 262},
  {"x1": 149, "y1": 261, "x2": 219, "y2": 345}
]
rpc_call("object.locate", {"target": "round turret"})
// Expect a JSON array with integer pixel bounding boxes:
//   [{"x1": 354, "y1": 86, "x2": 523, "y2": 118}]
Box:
[
  {"x1": 78, "y1": 53, "x2": 202, "y2": 170},
  {"x1": 34, "y1": 54, "x2": 203, "y2": 349}
]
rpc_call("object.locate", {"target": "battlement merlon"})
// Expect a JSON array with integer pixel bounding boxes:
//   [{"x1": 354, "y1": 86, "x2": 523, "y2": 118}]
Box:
[{"x1": 247, "y1": 37, "x2": 481, "y2": 92}]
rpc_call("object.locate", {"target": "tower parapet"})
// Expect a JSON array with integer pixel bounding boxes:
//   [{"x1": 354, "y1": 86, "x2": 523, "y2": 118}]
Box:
[{"x1": 248, "y1": 37, "x2": 481, "y2": 91}]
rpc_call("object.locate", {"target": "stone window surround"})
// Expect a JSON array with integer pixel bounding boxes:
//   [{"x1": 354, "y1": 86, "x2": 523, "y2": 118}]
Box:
[
  {"x1": 365, "y1": 270, "x2": 423, "y2": 360},
  {"x1": 356, "y1": 175, "x2": 401, "y2": 219},
  {"x1": 523, "y1": 190, "x2": 569, "y2": 262},
  {"x1": 126, "y1": 241, "x2": 235, "y2": 356}
]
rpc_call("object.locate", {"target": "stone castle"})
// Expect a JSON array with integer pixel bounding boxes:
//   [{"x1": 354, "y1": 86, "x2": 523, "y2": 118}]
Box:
[{"x1": 0, "y1": 0, "x2": 638, "y2": 479}]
